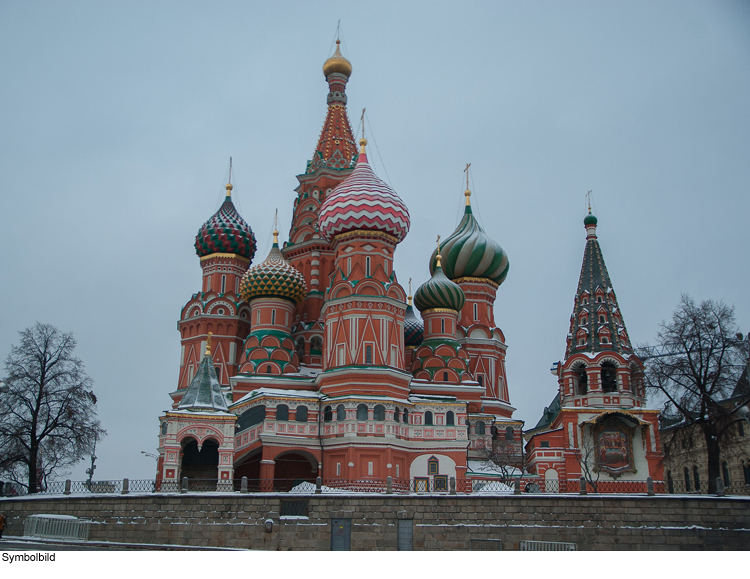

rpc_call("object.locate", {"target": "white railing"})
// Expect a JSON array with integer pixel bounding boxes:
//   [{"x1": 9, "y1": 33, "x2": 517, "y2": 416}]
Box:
[{"x1": 24, "y1": 514, "x2": 91, "y2": 541}]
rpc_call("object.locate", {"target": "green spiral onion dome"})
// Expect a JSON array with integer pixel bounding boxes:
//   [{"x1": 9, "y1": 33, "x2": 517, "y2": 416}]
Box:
[
  {"x1": 430, "y1": 198, "x2": 509, "y2": 286},
  {"x1": 414, "y1": 257, "x2": 466, "y2": 313},
  {"x1": 239, "y1": 236, "x2": 307, "y2": 306},
  {"x1": 195, "y1": 184, "x2": 257, "y2": 261},
  {"x1": 404, "y1": 298, "x2": 424, "y2": 347},
  {"x1": 584, "y1": 211, "x2": 598, "y2": 226}
]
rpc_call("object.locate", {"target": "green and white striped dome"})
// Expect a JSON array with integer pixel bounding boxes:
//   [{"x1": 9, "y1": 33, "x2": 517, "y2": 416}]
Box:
[
  {"x1": 430, "y1": 201, "x2": 509, "y2": 286},
  {"x1": 414, "y1": 257, "x2": 466, "y2": 313}
]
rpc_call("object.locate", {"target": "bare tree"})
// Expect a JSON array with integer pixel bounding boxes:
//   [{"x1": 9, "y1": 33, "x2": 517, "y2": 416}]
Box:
[
  {"x1": 646, "y1": 296, "x2": 749, "y2": 492},
  {"x1": 0, "y1": 323, "x2": 105, "y2": 493},
  {"x1": 575, "y1": 426, "x2": 602, "y2": 493}
]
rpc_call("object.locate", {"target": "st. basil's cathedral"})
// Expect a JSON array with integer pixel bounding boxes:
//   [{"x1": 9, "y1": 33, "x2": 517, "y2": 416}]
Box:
[{"x1": 156, "y1": 39, "x2": 663, "y2": 491}]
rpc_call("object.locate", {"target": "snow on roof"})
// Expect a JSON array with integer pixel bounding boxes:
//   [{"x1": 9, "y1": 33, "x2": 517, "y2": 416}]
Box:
[
  {"x1": 232, "y1": 388, "x2": 322, "y2": 406},
  {"x1": 408, "y1": 394, "x2": 458, "y2": 402}
]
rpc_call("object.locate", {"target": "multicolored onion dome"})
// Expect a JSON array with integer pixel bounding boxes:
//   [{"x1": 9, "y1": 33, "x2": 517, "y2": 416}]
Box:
[
  {"x1": 318, "y1": 140, "x2": 410, "y2": 243},
  {"x1": 584, "y1": 211, "x2": 598, "y2": 226},
  {"x1": 195, "y1": 184, "x2": 257, "y2": 261},
  {"x1": 430, "y1": 196, "x2": 508, "y2": 285},
  {"x1": 404, "y1": 298, "x2": 424, "y2": 347},
  {"x1": 415, "y1": 257, "x2": 466, "y2": 313},
  {"x1": 323, "y1": 39, "x2": 352, "y2": 78},
  {"x1": 239, "y1": 236, "x2": 307, "y2": 306}
]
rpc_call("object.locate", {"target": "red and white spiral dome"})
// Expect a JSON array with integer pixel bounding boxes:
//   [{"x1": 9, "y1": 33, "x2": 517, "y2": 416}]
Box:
[{"x1": 318, "y1": 140, "x2": 410, "y2": 244}]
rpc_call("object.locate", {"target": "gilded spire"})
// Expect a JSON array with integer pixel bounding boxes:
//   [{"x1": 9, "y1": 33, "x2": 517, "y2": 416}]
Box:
[
  {"x1": 273, "y1": 209, "x2": 279, "y2": 246},
  {"x1": 464, "y1": 163, "x2": 472, "y2": 206},
  {"x1": 226, "y1": 157, "x2": 233, "y2": 197},
  {"x1": 408, "y1": 277, "x2": 413, "y2": 306},
  {"x1": 205, "y1": 332, "x2": 213, "y2": 356},
  {"x1": 435, "y1": 235, "x2": 442, "y2": 268}
]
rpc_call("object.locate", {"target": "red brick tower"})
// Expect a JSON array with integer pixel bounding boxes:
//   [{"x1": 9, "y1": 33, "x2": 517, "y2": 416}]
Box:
[
  {"x1": 525, "y1": 210, "x2": 663, "y2": 489},
  {"x1": 173, "y1": 182, "x2": 256, "y2": 407},
  {"x1": 283, "y1": 39, "x2": 359, "y2": 368}
]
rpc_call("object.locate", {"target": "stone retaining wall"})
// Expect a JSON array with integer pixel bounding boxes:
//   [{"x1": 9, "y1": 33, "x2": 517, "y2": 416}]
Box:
[{"x1": 1, "y1": 493, "x2": 748, "y2": 550}]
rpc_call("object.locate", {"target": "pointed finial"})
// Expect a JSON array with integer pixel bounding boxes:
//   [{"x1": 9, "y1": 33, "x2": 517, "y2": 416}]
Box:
[
  {"x1": 273, "y1": 209, "x2": 279, "y2": 245},
  {"x1": 435, "y1": 235, "x2": 442, "y2": 267},
  {"x1": 205, "y1": 332, "x2": 213, "y2": 356},
  {"x1": 587, "y1": 190, "x2": 592, "y2": 214},
  {"x1": 226, "y1": 183, "x2": 233, "y2": 197},
  {"x1": 464, "y1": 163, "x2": 472, "y2": 205},
  {"x1": 408, "y1": 277, "x2": 413, "y2": 305}
]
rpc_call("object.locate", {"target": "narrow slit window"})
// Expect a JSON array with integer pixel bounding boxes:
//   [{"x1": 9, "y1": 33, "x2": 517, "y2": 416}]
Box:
[
  {"x1": 473, "y1": 303, "x2": 478, "y2": 321},
  {"x1": 366, "y1": 256, "x2": 371, "y2": 276},
  {"x1": 271, "y1": 309, "x2": 276, "y2": 325},
  {"x1": 221, "y1": 275, "x2": 226, "y2": 294}
]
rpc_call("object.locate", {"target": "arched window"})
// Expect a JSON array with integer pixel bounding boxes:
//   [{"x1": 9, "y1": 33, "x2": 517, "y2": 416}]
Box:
[
  {"x1": 684, "y1": 467, "x2": 691, "y2": 492},
  {"x1": 443, "y1": 371, "x2": 449, "y2": 381},
  {"x1": 336, "y1": 404, "x2": 346, "y2": 421},
  {"x1": 161, "y1": 422, "x2": 168, "y2": 435},
  {"x1": 266, "y1": 365, "x2": 272, "y2": 374},
  {"x1": 575, "y1": 365, "x2": 588, "y2": 395},
  {"x1": 722, "y1": 461, "x2": 731, "y2": 486},
  {"x1": 446, "y1": 411, "x2": 455, "y2": 426},
  {"x1": 295, "y1": 406, "x2": 308, "y2": 422},
  {"x1": 323, "y1": 406, "x2": 333, "y2": 422},
  {"x1": 693, "y1": 466, "x2": 701, "y2": 491},
  {"x1": 365, "y1": 345, "x2": 373, "y2": 364},
  {"x1": 601, "y1": 362, "x2": 617, "y2": 393},
  {"x1": 403, "y1": 409, "x2": 409, "y2": 424},
  {"x1": 667, "y1": 470, "x2": 674, "y2": 494},
  {"x1": 374, "y1": 405, "x2": 385, "y2": 421},
  {"x1": 276, "y1": 404, "x2": 289, "y2": 421},
  {"x1": 476, "y1": 420, "x2": 486, "y2": 435},
  {"x1": 295, "y1": 337, "x2": 305, "y2": 359},
  {"x1": 357, "y1": 404, "x2": 368, "y2": 421},
  {"x1": 425, "y1": 411, "x2": 433, "y2": 426},
  {"x1": 238, "y1": 405, "x2": 266, "y2": 431},
  {"x1": 505, "y1": 426, "x2": 514, "y2": 440},
  {"x1": 311, "y1": 337, "x2": 323, "y2": 355}
]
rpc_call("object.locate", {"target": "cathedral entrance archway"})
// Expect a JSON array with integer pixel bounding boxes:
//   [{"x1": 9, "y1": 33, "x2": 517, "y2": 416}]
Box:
[
  {"x1": 180, "y1": 437, "x2": 219, "y2": 483},
  {"x1": 273, "y1": 451, "x2": 318, "y2": 491}
]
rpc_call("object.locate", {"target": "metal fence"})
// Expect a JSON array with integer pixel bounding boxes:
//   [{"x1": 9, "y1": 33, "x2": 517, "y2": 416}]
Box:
[
  {"x1": 4, "y1": 476, "x2": 749, "y2": 497},
  {"x1": 520, "y1": 540, "x2": 577, "y2": 551},
  {"x1": 24, "y1": 514, "x2": 91, "y2": 540}
]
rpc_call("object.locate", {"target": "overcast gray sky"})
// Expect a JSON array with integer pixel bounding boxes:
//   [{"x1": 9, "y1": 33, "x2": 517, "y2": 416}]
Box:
[{"x1": 1, "y1": 1, "x2": 748, "y2": 481}]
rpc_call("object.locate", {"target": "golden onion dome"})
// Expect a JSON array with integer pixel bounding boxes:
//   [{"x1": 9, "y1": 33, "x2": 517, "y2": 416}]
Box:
[{"x1": 323, "y1": 39, "x2": 352, "y2": 78}]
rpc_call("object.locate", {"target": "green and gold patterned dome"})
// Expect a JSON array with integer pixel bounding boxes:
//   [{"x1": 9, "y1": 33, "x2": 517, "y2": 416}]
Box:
[
  {"x1": 430, "y1": 191, "x2": 509, "y2": 286},
  {"x1": 415, "y1": 254, "x2": 466, "y2": 313},
  {"x1": 240, "y1": 232, "x2": 307, "y2": 306}
]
